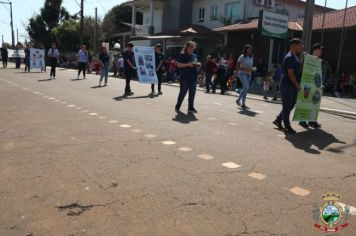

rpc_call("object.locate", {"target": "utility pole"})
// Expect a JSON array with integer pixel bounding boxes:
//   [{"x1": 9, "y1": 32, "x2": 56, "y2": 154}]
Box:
[
  {"x1": 335, "y1": 0, "x2": 349, "y2": 94},
  {"x1": 301, "y1": 0, "x2": 315, "y2": 53},
  {"x1": 16, "y1": 28, "x2": 18, "y2": 44},
  {"x1": 320, "y1": 0, "x2": 327, "y2": 46},
  {"x1": 0, "y1": 1, "x2": 15, "y2": 48},
  {"x1": 80, "y1": 0, "x2": 84, "y2": 45},
  {"x1": 1, "y1": 34, "x2": 3, "y2": 44},
  {"x1": 94, "y1": 7, "x2": 97, "y2": 54}
]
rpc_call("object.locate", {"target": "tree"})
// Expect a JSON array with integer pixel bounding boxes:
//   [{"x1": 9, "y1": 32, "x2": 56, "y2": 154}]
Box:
[
  {"x1": 102, "y1": 5, "x2": 143, "y2": 40},
  {"x1": 27, "y1": 0, "x2": 70, "y2": 49}
]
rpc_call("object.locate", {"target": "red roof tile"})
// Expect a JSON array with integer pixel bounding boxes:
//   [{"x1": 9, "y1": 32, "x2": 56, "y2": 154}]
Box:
[
  {"x1": 297, "y1": 5, "x2": 356, "y2": 30},
  {"x1": 214, "y1": 6, "x2": 356, "y2": 32}
]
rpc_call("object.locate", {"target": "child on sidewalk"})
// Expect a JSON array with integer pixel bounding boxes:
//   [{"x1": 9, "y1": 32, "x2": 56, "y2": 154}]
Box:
[{"x1": 263, "y1": 71, "x2": 272, "y2": 100}]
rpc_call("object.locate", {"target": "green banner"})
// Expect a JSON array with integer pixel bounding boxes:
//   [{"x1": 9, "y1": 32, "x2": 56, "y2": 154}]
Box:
[{"x1": 293, "y1": 54, "x2": 323, "y2": 121}]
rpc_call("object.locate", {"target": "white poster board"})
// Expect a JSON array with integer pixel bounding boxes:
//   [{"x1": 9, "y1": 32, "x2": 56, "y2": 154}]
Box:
[
  {"x1": 8, "y1": 49, "x2": 25, "y2": 58},
  {"x1": 133, "y1": 46, "x2": 158, "y2": 84},
  {"x1": 30, "y1": 48, "x2": 45, "y2": 69}
]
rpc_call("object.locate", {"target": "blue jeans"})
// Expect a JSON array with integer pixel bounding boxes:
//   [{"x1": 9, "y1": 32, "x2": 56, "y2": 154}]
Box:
[
  {"x1": 237, "y1": 73, "x2": 251, "y2": 105},
  {"x1": 276, "y1": 84, "x2": 297, "y2": 128},
  {"x1": 100, "y1": 63, "x2": 109, "y2": 84},
  {"x1": 205, "y1": 73, "x2": 212, "y2": 91},
  {"x1": 176, "y1": 79, "x2": 197, "y2": 110}
]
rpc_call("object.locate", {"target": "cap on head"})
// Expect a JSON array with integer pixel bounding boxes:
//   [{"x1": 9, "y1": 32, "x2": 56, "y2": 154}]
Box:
[
  {"x1": 127, "y1": 42, "x2": 134, "y2": 48},
  {"x1": 290, "y1": 38, "x2": 303, "y2": 46},
  {"x1": 155, "y1": 43, "x2": 162, "y2": 48},
  {"x1": 311, "y1": 43, "x2": 323, "y2": 51}
]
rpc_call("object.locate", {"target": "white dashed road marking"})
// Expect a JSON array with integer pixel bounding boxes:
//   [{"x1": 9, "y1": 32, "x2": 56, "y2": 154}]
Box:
[
  {"x1": 120, "y1": 124, "x2": 131, "y2": 128},
  {"x1": 89, "y1": 113, "x2": 98, "y2": 116},
  {"x1": 67, "y1": 105, "x2": 76, "y2": 108},
  {"x1": 178, "y1": 147, "x2": 192, "y2": 152},
  {"x1": 248, "y1": 172, "x2": 267, "y2": 180},
  {"x1": 109, "y1": 120, "x2": 119, "y2": 124},
  {"x1": 131, "y1": 129, "x2": 142, "y2": 133},
  {"x1": 222, "y1": 162, "x2": 241, "y2": 169},
  {"x1": 98, "y1": 116, "x2": 106, "y2": 119},
  {"x1": 144, "y1": 134, "x2": 156, "y2": 139},
  {"x1": 162, "y1": 141, "x2": 176, "y2": 145},
  {"x1": 208, "y1": 118, "x2": 218, "y2": 121},
  {"x1": 289, "y1": 187, "x2": 311, "y2": 197},
  {"x1": 198, "y1": 154, "x2": 215, "y2": 160}
]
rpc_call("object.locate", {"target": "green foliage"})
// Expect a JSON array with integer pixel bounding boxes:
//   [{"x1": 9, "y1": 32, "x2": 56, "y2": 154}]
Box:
[
  {"x1": 52, "y1": 18, "x2": 79, "y2": 52},
  {"x1": 27, "y1": 0, "x2": 70, "y2": 50}
]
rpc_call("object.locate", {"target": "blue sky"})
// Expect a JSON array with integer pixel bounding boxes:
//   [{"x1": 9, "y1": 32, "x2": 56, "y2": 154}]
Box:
[{"x1": 1, "y1": 0, "x2": 355, "y2": 44}]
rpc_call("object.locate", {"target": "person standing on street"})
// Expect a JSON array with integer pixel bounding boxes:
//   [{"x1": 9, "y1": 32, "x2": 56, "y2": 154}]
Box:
[
  {"x1": 24, "y1": 44, "x2": 31, "y2": 72},
  {"x1": 205, "y1": 55, "x2": 217, "y2": 93},
  {"x1": 76, "y1": 45, "x2": 88, "y2": 80},
  {"x1": 273, "y1": 38, "x2": 303, "y2": 134},
  {"x1": 272, "y1": 64, "x2": 282, "y2": 101},
  {"x1": 48, "y1": 42, "x2": 60, "y2": 79},
  {"x1": 151, "y1": 44, "x2": 164, "y2": 95},
  {"x1": 123, "y1": 42, "x2": 136, "y2": 96},
  {"x1": 236, "y1": 44, "x2": 254, "y2": 109},
  {"x1": 1, "y1": 44, "x2": 8, "y2": 68},
  {"x1": 98, "y1": 46, "x2": 110, "y2": 87},
  {"x1": 299, "y1": 43, "x2": 324, "y2": 129},
  {"x1": 175, "y1": 41, "x2": 200, "y2": 113}
]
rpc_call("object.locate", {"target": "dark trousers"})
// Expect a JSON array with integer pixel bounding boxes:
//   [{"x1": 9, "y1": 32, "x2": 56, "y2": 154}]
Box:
[
  {"x1": 2, "y1": 59, "x2": 7, "y2": 68},
  {"x1": 213, "y1": 76, "x2": 227, "y2": 94},
  {"x1": 276, "y1": 85, "x2": 297, "y2": 128},
  {"x1": 151, "y1": 71, "x2": 163, "y2": 92},
  {"x1": 78, "y1": 62, "x2": 87, "y2": 77},
  {"x1": 24, "y1": 58, "x2": 30, "y2": 72},
  {"x1": 125, "y1": 69, "x2": 134, "y2": 92},
  {"x1": 205, "y1": 73, "x2": 213, "y2": 91},
  {"x1": 176, "y1": 79, "x2": 197, "y2": 110},
  {"x1": 49, "y1": 58, "x2": 57, "y2": 77}
]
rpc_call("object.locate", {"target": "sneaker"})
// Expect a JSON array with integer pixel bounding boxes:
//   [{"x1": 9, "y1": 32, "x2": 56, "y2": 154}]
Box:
[
  {"x1": 52, "y1": 77, "x2": 56, "y2": 80},
  {"x1": 284, "y1": 127, "x2": 297, "y2": 134},
  {"x1": 309, "y1": 122, "x2": 322, "y2": 129},
  {"x1": 263, "y1": 96, "x2": 268, "y2": 100},
  {"x1": 273, "y1": 120, "x2": 284, "y2": 130},
  {"x1": 272, "y1": 98, "x2": 278, "y2": 101},
  {"x1": 128, "y1": 92, "x2": 134, "y2": 96},
  {"x1": 104, "y1": 83, "x2": 108, "y2": 86},
  {"x1": 76, "y1": 77, "x2": 80, "y2": 80},
  {"x1": 49, "y1": 76, "x2": 53, "y2": 80},
  {"x1": 241, "y1": 105, "x2": 249, "y2": 110},
  {"x1": 188, "y1": 108, "x2": 198, "y2": 113},
  {"x1": 299, "y1": 121, "x2": 309, "y2": 129},
  {"x1": 158, "y1": 91, "x2": 163, "y2": 95},
  {"x1": 236, "y1": 100, "x2": 241, "y2": 107}
]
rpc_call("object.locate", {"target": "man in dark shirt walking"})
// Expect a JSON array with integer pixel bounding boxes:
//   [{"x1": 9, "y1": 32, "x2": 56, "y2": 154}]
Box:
[
  {"x1": 1, "y1": 44, "x2": 8, "y2": 68},
  {"x1": 151, "y1": 44, "x2": 164, "y2": 95},
  {"x1": 123, "y1": 42, "x2": 136, "y2": 96},
  {"x1": 273, "y1": 38, "x2": 303, "y2": 134}
]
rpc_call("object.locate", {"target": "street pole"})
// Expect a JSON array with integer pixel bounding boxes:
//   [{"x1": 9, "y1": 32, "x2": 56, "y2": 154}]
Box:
[
  {"x1": 1, "y1": 34, "x2": 3, "y2": 44},
  {"x1": 320, "y1": 0, "x2": 327, "y2": 46},
  {"x1": 335, "y1": 0, "x2": 349, "y2": 94},
  {"x1": 94, "y1": 7, "x2": 97, "y2": 54},
  {"x1": 0, "y1": 1, "x2": 14, "y2": 48},
  {"x1": 80, "y1": 0, "x2": 84, "y2": 45},
  {"x1": 16, "y1": 28, "x2": 18, "y2": 44},
  {"x1": 301, "y1": 0, "x2": 315, "y2": 53}
]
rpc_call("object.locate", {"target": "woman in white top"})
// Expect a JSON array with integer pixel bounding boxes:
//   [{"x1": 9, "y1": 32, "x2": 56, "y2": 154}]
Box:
[
  {"x1": 236, "y1": 44, "x2": 254, "y2": 109},
  {"x1": 47, "y1": 42, "x2": 60, "y2": 79}
]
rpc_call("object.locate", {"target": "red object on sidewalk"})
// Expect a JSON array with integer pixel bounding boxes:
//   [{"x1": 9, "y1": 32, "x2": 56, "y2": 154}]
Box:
[{"x1": 93, "y1": 62, "x2": 101, "y2": 75}]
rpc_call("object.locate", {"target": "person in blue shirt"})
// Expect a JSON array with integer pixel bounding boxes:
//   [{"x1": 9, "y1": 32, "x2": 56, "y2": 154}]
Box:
[
  {"x1": 47, "y1": 42, "x2": 60, "y2": 79},
  {"x1": 151, "y1": 44, "x2": 164, "y2": 95},
  {"x1": 273, "y1": 38, "x2": 303, "y2": 134},
  {"x1": 175, "y1": 41, "x2": 200, "y2": 113},
  {"x1": 76, "y1": 44, "x2": 89, "y2": 80}
]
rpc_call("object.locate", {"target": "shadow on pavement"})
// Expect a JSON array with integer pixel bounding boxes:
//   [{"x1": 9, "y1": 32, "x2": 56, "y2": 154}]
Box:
[
  {"x1": 323, "y1": 111, "x2": 356, "y2": 121},
  {"x1": 172, "y1": 111, "x2": 198, "y2": 124},
  {"x1": 238, "y1": 108, "x2": 258, "y2": 117},
  {"x1": 91, "y1": 85, "x2": 103, "y2": 89},
  {"x1": 285, "y1": 129, "x2": 346, "y2": 154},
  {"x1": 113, "y1": 94, "x2": 153, "y2": 101},
  {"x1": 70, "y1": 78, "x2": 82, "y2": 81},
  {"x1": 38, "y1": 79, "x2": 52, "y2": 82}
]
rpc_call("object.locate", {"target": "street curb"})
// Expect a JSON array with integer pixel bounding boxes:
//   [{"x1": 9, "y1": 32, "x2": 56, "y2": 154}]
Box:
[{"x1": 163, "y1": 82, "x2": 356, "y2": 117}]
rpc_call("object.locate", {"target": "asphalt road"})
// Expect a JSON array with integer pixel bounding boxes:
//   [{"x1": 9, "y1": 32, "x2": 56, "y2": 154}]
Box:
[{"x1": 0, "y1": 66, "x2": 355, "y2": 236}]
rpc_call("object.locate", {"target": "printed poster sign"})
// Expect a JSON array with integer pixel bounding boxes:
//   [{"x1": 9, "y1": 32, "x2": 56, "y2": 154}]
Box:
[
  {"x1": 30, "y1": 48, "x2": 45, "y2": 69},
  {"x1": 133, "y1": 46, "x2": 158, "y2": 84},
  {"x1": 293, "y1": 54, "x2": 323, "y2": 122},
  {"x1": 259, "y1": 10, "x2": 289, "y2": 39},
  {"x1": 8, "y1": 49, "x2": 25, "y2": 58}
]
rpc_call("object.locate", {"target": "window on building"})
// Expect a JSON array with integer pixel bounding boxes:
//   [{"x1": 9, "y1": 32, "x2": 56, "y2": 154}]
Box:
[
  {"x1": 199, "y1": 8, "x2": 205, "y2": 22},
  {"x1": 210, "y1": 5, "x2": 218, "y2": 20},
  {"x1": 225, "y1": 2, "x2": 241, "y2": 20}
]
